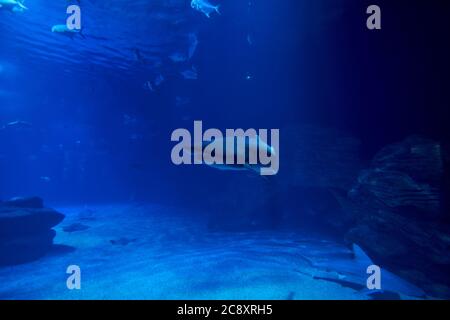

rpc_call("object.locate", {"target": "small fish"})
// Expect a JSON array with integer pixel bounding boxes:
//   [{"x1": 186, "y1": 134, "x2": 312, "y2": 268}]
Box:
[
  {"x1": 1, "y1": 120, "x2": 32, "y2": 130},
  {"x1": 154, "y1": 73, "x2": 164, "y2": 86},
  {"x1": 123, "y1": 114, "x2": 137, "y2": 126},
  {"x1": 0, "y1": 0, "x2": 27, "y2": 12},
  {"x1": 188, "y1": 33, "x2": 199, "y2": 60},
  {"x1": 181, "y1": 66, "x2": 198, "y2": 80},
  {"x1": 51, "y1": 24, "x2": 85, "y2": 39},
  {"x1": 143, "y1": 74, "x2": 164, "y2": 92},
  {"x1": 191, "y1": 0, "x2": 220, "y2": 18},
  {"x1": 169, "y1": 52, "x2": 187, "y2": 63},
  {"x1": 40, "y1": 176, "x2": 51, "y2": 182},
  {"x1": 143, "y1": 80, "x2": 154, "y2": 92},
  {"x1": 247, "y1": 33, "x2": 253, "y2": 46}
]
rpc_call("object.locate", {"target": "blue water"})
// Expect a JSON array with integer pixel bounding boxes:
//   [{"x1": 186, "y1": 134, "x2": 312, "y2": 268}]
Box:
[{"x1": 1, "y1": 0, "x2": 449, "y2": 299}]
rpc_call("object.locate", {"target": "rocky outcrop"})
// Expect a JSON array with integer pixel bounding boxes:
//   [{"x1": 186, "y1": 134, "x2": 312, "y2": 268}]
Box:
[
  {"x1": 0, "y1": 197, "x2": 65, "y2": 266},
  {"x1": 3, "y1": 196, "x2": 44, "y2": 209},
  {"x1": 349, "y1": 170, "x2": 441, "y2": 218},
  {"x1": 349, "y1": 136, "x2": 443, "y2": 218},
  {"x1": 343, "y1": 136, "x2": 450, "y2": 297}
]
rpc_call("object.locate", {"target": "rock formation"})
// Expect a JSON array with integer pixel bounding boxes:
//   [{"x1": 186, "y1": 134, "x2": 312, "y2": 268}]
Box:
[
  {"x1": 343, "y1": 136, "x2": 450, "y2": 297},
  {"x1": 0, "y1": 197, "x2": 65, "y2": 266}
]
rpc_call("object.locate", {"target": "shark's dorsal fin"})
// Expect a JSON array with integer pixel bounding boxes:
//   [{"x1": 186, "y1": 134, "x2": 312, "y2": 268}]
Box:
[{"x1": 353, "y1": 244, "x2": 373, "y2": 265}]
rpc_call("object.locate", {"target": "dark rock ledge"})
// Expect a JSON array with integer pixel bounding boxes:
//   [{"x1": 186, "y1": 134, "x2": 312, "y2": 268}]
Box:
[{"x1": 0, "y1": 197, "x2": 65, "y2": 266}]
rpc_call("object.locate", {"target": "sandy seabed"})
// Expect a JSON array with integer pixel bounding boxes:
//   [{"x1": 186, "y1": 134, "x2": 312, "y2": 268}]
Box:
[{"x1": 0, "y1": 204, "x2": 366, "y2": 300}]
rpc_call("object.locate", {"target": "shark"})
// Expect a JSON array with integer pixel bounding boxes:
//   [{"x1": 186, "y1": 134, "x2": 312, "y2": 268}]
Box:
[
  {"x1": 181, "y1": 66, "x2": 198, "y2": 80},
  {"x1": 300, "y1": 243, "x2": 427, "y2": 299},
  {"x1": 188, "y1": 33, "x2": 199, "y2": 60},
  {"x1": 0, "y1": 0, "x2": 27, "y2": 12},
  {"x1": 191, "y1": 0, "x2": 220, "y2": 18},
  {"x1": 190, "y1": 134, "x2": 278, "y2": 176},
  {"x1": 1, "y1": 120, "x2": 32, "y2": 130},
  {"x1": 51, "y1": 24, "x2": 85, "y2": 39}
]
